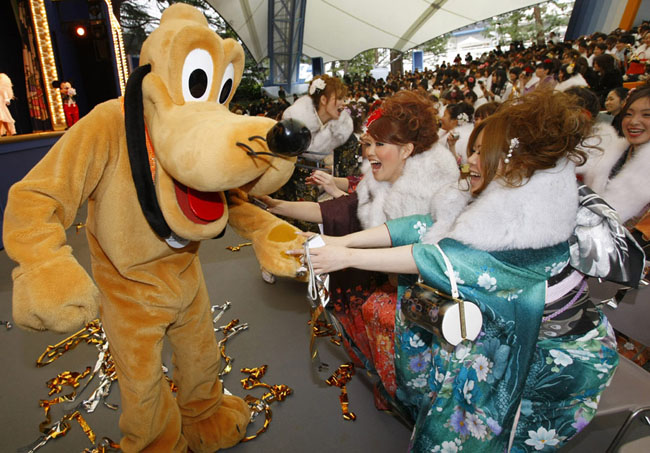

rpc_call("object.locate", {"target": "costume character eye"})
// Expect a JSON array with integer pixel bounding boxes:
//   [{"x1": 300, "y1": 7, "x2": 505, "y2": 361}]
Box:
[
  {"x1": 218, "y1": 63, "x2": 235, "y2": 104},
  {"x1": 182, "y1": 49, "x2": 214, "y2": 102}
]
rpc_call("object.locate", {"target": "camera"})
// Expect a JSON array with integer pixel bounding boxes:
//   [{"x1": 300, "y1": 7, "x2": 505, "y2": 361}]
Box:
[{"x1": 249, "y1": 197, "x2": 268, "y2": 210}]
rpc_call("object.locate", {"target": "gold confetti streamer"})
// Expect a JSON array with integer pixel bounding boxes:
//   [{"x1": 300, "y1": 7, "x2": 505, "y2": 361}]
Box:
[
  {"x1": 240, "y1": 365, "x2": 292, "y2": 442},
  {"x1": 326, "y1": 363, "x2": 357, "y2": 421},
  {"x1": 226, "y1": 242, "x2": 252, "y2": 251}
]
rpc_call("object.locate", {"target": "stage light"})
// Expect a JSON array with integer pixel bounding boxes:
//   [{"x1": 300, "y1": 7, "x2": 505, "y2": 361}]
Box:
[{"x1": 75, "y1": 25, "x2": 87, "y2": 37}]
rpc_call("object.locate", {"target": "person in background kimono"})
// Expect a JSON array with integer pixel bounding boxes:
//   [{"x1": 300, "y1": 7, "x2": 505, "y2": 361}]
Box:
[{"x1": 309, "y1": 89, "x2": 630, "y2": 452}]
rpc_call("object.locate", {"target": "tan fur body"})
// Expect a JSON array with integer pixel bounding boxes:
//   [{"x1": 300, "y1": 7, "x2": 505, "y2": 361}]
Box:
[{"x1": 3, "y1": 4, "x2": 304, "y2": 452}]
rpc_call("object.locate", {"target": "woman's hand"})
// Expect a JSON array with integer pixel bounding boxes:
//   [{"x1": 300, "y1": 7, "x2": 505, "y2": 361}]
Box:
[
  {"x1": 295, "y1": 232, "x2": 347, "y2": 247},
  {"x1": 306, "y1": 170, "x2": 346, "y2": 198},
  {"x1": 308, "y1": 245, "x2": 351, "y2": 274},
  {"x1": 257, "y1": 195, "x2": 281, "y2": 214},
  {"x1": 446, "y1": 132, "x2": 461, "y2": 163}
]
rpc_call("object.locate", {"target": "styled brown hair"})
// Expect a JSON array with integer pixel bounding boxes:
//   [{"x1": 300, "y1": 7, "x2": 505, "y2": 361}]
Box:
[
  {"x1": 367, "y1": 89, "x2": 438, "y2": 155},
  {"x1": 308, "y1": 75, "x2": 347, "y2": 108},
  {"x1": 474, "y1": 101, "x2": 500, "y2": 122},
  {"x1": 466, "y1": 88, "x2": 590, "y2": 194},
  {"x1": 619, "y1": 85, "x2": 650, "y2": 120}
]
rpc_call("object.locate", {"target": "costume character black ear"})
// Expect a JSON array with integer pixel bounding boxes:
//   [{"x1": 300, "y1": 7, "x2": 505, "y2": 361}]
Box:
[{"x1": 124, "y1": 64, "x2": 172, "y2": 239}]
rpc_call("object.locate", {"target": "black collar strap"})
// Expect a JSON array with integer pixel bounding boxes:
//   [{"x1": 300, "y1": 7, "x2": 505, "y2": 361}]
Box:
[{"x1": 124, "y1": 64, "x2": 172, "y2": 239}]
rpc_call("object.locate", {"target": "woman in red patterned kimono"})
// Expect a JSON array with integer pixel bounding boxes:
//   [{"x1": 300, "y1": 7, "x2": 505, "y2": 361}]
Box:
[{"x1": 262, "y1": 90, "x2": 469, "y2": 406}]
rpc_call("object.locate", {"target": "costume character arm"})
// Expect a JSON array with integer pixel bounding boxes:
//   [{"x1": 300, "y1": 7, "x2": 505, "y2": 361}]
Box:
[
  {"x1": 227, "y1": 189, "x2": 306, "y2": 278},
  {"x1": 3, "y1": 102, "x2": 117, "y2": 332}
]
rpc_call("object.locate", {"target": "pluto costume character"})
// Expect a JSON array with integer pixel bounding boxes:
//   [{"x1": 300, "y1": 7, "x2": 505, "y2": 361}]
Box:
[{"x1": 3, "y1": 5, "x2": 307, "y2": 452}]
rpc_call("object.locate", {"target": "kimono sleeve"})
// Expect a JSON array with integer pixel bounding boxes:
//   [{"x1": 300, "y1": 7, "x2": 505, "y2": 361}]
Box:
[{"x1": 385, "y1": 214, "x2": 433, "y2": 247}]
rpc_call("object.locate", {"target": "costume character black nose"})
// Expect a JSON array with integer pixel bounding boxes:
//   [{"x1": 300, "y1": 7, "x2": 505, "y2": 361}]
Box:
[{"x1": 266, "y1": 119, "x2": 311, "y2": 157}]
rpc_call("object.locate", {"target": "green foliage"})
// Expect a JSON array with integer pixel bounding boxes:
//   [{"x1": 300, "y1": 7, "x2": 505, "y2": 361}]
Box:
[
  {"x1": 345, "y1": 49, "x2": 377, "y2": 76},
  {"x1": 420, "y1": 34, "x2": 449, "y2": 56},
  {"x1": 482, "y1": 1, "x2": 573, "y2": 45},
  {"x1": 232, "y1": 76, "x2": 261, "y2": 103},
  {"x1": 119, "y1": 0, "x2": 238, "y2": 55},
  {"x1": 119, "y1": 0, "x2": 264, "y2": 95}
]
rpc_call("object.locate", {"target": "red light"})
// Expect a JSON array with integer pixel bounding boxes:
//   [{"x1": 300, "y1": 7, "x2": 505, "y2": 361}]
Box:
[{"x1": 75, "y1": 26, "x2": 86, "y2": 37}]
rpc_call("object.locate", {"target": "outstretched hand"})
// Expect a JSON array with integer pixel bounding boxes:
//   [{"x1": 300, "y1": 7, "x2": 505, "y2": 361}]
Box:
[
  {"x1": 286, "y1": 233, "x2": 350, "y2": 274},
  {"x1": 306, "y1": 170, "x2": 345, "y2": 198},
  {"x1": 256, "y1": 195, "x2": 281, "y2": 213},
  {"x1": 308, "y1": 245, "x2": 350, "y2": 275}
]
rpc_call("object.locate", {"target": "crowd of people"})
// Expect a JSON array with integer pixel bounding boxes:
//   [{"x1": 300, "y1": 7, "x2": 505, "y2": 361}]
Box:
[{"x1": 248, "y1": 22, "x2": 650, "y2": 452}]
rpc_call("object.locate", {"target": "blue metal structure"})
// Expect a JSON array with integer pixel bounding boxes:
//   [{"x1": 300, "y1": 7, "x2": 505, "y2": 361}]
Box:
[{"x1": 266, "y1": 0, "x2": 306, "y2": 91}]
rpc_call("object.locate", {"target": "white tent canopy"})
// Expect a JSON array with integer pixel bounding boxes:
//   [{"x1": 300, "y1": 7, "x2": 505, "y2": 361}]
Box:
[{"x1": 207, "y1": 0, "x2": 546, "y2": 63}]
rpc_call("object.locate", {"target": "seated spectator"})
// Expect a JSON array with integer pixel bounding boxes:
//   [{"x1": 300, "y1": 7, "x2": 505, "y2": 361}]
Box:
[
  {"x1": 593, "y1": 54, "x2": 624, "y2": 107},
  {"x1": 555, "y1": 63, "x2": 589, "y2": 91}
]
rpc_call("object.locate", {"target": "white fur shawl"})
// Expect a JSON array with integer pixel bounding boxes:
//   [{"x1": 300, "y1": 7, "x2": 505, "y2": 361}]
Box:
[
  {"x1": 601, "y1": 141, "x2": 650, "y2": 222},
  {"x1": 555, "y1": 73, "x2": 588, "y2": 92},
  {"x1": 429, "y1": 159, "x2": 579, "y2": 251},
  {"x1": 356, "y1": 142, "x2": 470, "y2": 238},
  {"x1": 282, "y1": 95, "x2": 353, "y2": 161}
]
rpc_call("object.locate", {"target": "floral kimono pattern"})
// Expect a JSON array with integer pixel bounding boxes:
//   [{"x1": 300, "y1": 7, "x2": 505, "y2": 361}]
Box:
[{"x1": 386, "y1": 214, "x2": 618, "y2": 452}]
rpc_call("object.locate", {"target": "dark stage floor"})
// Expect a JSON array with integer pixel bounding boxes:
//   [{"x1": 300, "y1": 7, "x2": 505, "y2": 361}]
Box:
[{"x1": 1, "y1": 205, "x2": 648, "y2": 452}]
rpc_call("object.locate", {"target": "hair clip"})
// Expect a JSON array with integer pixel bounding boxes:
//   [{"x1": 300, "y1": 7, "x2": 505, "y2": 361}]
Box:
[
  {"x1": 504, "y1": 137, "x2": 519, "y2": 164},
  {"x1": 363, "y1": 108, "x2": 384, "y2": 131},
  {"x1": 309, "y1": 78, "x2": 326, "y2": 95}
]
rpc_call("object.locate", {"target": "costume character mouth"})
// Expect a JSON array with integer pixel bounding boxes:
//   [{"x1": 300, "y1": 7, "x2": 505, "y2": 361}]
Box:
[{"x1": 174, "y1": 180, "x2": 224, "y2": 224}]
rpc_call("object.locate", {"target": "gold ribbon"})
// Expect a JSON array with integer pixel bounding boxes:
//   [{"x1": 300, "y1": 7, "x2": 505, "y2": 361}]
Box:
[
  {"x1": 240, "y1": 365, "x2": 293, "y2": 442},
  {"x1": 226, "y1": 242, "x2": 252, "y2": 252},
  {"x1": 37, "y1": 320, "x2": 103, "y2": 367},
  {"x1": 326, "y1": 363, "x2": 357, "y2": 421}
]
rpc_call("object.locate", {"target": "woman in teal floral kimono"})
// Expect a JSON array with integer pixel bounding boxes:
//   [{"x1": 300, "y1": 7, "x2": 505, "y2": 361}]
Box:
[{"x1": 308, "y1": 90, "x2": 627, "y2": 452}]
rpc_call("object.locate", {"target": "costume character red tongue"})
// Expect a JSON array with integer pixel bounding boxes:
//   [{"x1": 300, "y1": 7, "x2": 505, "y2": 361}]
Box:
[{"x1": 174, "y1": 181, "x2": 224, "y2": 224}]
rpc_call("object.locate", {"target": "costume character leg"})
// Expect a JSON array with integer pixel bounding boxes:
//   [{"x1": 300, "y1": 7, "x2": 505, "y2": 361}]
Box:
[
  {"x1": 100, "y1": 293, "x2": 187, "y2": 453},
  {"x1": 170, "y1": 270, "x2": 250, "y2": 452}
]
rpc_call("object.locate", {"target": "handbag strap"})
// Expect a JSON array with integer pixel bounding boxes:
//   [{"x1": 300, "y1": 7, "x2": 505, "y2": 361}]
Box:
[
  {"x1": 434, "y1": 243, "x2": 460, "y2": 299},
  {"x1": 434, "y1": 243, "x2": 467, "y2": 340},
  {"x1": 305, "y1": 241, "x2": 318, "y2": 302}
]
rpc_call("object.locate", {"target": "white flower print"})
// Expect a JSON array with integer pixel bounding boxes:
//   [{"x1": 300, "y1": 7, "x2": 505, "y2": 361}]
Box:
[
  {"x1": 409, "y1": 332, "x2": 426, "y2": 348},
  {"x1": 466, "y1": 412, "x2": 487, "y2": 439},
  {"x1": 549, "y1": 349, "x2": 573, "y2": 367},
  {"x1": 524, "y1": 427, "x2": 560, "y2": 450},
  {"x1": 477, "y1": 272, "x2": 497, "y2": 292},
  {"x1": 413, "y1": 220, "x2": 427, "y2": 241},
  {"x1": 545, "y1": 260, "x2": 569, "y2": 276},
  {"x1": 463, "y1": 379, "x2": 475, "y2": 405},
  {"x1": 566, "y1": 349, "x2": 595, "y2": 361},
  {"x1": 594, "y1": 362, "x2": 613, "y2": 374},
  {"x1": 455, "y1": 343, "x2": 471, "y2": 361},
  {"x1": 434, "y1": 440, "x2": 459, "y2": 453},
  {"x1": 444, "y1": 268, "x2": 465, "y2": 285},
  {"x1": 472, "y1": 355, "x2": 491, "y2": 382},
  {"x1": 407, "y1": 375, "x2": 428, "y2": 388},
  {"x1": 496, "y1": 288, "x2": 523, "y2": 301}
]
